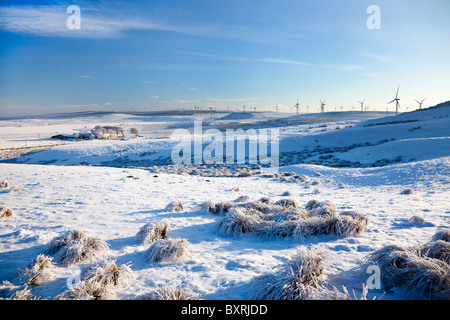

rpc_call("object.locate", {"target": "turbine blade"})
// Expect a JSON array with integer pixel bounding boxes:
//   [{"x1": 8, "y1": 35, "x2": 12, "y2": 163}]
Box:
[
  {"x1": 396, "y1": 85, "x2": 400, "y2": 99},
  {"x1": 388, "y1": 99, "x2": 396, "y2": 104}
]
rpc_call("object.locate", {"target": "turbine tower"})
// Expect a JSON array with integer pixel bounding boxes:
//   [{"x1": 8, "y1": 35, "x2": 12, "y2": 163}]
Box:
[
  {"x1": 415, "y1": 98, "x2": 426, "y2": 110},
  {"x1": 359, "y1": 99, "x2": 365, "y2": 112},
  {"x1": 320, "y1": 100, "x2": 326, "y2": 118},
  {"x1": 388, "y1": 85, "x2": 401, "y2": 116},
  {"x1": 295, "y1": 97, "x2": 300, "y2": 115}
]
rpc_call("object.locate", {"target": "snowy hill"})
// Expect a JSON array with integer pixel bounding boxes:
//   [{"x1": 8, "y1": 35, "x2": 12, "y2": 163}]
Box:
[{"x1": 0, "y1": 103, "x2": 449, "y2": 301}]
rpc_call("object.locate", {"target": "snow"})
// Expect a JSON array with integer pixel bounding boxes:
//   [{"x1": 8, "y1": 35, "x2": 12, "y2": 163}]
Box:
[
  {"x1": 0, "y1": 106, "x2": 449, "y2": 300},
  {"x1": 220, "y1": 112, "x2": 258, "y2": 120}
]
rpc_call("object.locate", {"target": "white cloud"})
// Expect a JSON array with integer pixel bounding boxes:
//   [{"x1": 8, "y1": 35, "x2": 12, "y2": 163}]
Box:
[
  {"x1": 319, "y1": 64, "x2": 364, "y2": 71},
  {"x1": 258, "y1": 58, "x2": 310, "y2": 66},
  {"x1": 0, "y1": 4, "x2": 209, "y2": 38},
  {"x1": 362, "y1": 72, "x2": 380, "y2": 79},
  {"x1": 79, "y1": 75, "x2": 91, "y2": 78},
  {"x1": 185, "y1": 52, "x2": 310, "y2": 67},
  {"x1": 363, "y1": 52, "x2": 395, "y2": 64}
]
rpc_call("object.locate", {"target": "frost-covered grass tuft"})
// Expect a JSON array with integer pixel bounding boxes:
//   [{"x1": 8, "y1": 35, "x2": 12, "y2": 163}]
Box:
[
  {"x1": 252, "y1": 247, "x2": 328, "y2": 300},
  {"x1": 138, "y1": 285, "x2": 204, "y2": 300},
  {"x1": 84, "y1": 260, "x2": 133, "y2": 287},
  {"x1": 146, "y1": 238, "x2": 190, "y2": 264},
  {"x1": 253, "y1": 248, "x2": 371, "y2": 300},
  {"x1": 294, "y1": 211, "x2": 369, "y2": 239},
  {"x1": 245, "y1": 201, "x2": 277, "y2": 215},
  {"x1": 362, "y1": 244, "x2": 450, "y2": 298},
  {"x1": 165, "y1": 200, "x2": 184, "y2": 212},
  {"x1": 235, "y1": 195, "x2": 250, "y2": 203},
  {"x1": 56, "y1": 260, "x2": 133, "y2": 300},
  {"x1": 214, "y1": 198, "x2": 368, "y2": 240},
  {"x1": 313, "y1": 285, "x2": 369, "y2": 300},
  {"x1": 0, "y1": 206, "x2": 14, "y2": 220},
  {"x1": 198, "y1": 200, "x2": 233, "y2": 215},
  {"x1": 10, "y1": 285, "x2": 35, "y2": 300},
  {"x1": 400, "y1": 188, "x2": 414, "y2": 195},
  {"x1": 305, "y1": 199, "x2": 336, "y2": 216},
  {"x1": 274, "y1": 198, "x2": 297, "y2": 208},
  {"x1": 421, "y1": 241, "x2": 450, "y2": 264},
  {"x1": 136, "y1": 219, "x2": 170, "y2": 245},
  {"x1": 259, "y1": 197, "x2": 274, "y2": 204},
  {"x1": 1, "y1": 180, "x2": 9, "y2": 188},
  {"x1": 431, "y1": 229, "x2": 450, "y2": 242},
  {"x1": 23, "y1": 254, "x2": 57, "y2": 285},
  {"x1": 408, "y1": 215, "x2": 426, "y2": 224},
  {"x1": 257, "y1": 220, "x2": 298, "y2": 238},
  {"x1": 216, "y1": 208, "x2": 263, "y2": 237},
  {"x1": 45, "y1": 230, "x2": 86, "y2": 255},
  {"x1": 54, "y1": 236, "x2": 110, "y2": 266}
]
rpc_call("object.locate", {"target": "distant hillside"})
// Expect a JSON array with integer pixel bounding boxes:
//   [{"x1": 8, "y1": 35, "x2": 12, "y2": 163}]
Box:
[{"x1": 220, "y1": 112, "x2": 257, "y2": 120}]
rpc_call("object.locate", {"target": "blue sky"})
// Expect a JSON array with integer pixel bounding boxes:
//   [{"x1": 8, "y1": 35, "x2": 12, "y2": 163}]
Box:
[{"x1": 0, "y1": 0, "x2": 449, "y2": 116}]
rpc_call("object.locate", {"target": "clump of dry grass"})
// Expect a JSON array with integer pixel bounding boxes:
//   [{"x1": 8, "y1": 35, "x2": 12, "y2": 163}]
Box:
[
  {"x1": 362, "y1": 243, "x2": 450, "y2": 298},
  {"x1": 54, "y1": 236, "x2": 110, "y2": 266},
  {"x1": 10, "y1": 186, "x2": 20, "y2": 193},
  {"x1": 23, "y1": 254, "x2": 57, "y2": 286},
  {"x1": 431, "y1": 229, "x2": 450, "y2": 242},
  {"x1": 56, "y1": 260, "x2": 133, "y2": 300},
  {"x1": 245, "y1": 201, "x2": 277, "y2": 215},
  {"x1": 259, "y1": 197, "x2": 274, "y2": 204},
  {"x1": 45, "y1": 230, "x2": 85, "y2": 255},
  {"x1": 146, "y1": 238, "x2": 190, "y2": 264},
  {"x1": 313, "y1": 285, "x2": 369, "y2": 300},
  {"x1": 1, "y1": 180, "x2": 9, "y2": 188},
  {"x1": 294, "y1": 211, "x2": 369, "y2": 239},
  {"x1": 305, "y1": 199, "x2": 336, "y2": 216},
  {"x1": 138, "y1": 285, "x2": 204, "y2": 300},
  {"x1": 400, "y1": 188, "x2": 414, "y2": 195},
  {"x1": 421, "y1": 241, "x2": 450, "y2": 264},
  {"x1": 0, "y1": 206, "x2": 14, "y2": 220},
  {"x1": 252, "y1": 247, "x2": 328, "y2": 300},
  {"x1": 408, "y1": 215, "x2": 426, "y2": 224},
  {"x1": 235, "y1": 195, "x2": 250, "y2": 203},
  {"x1": 198, "y1": 200, "x2": 233, "y2": 215},
  {"x1": 274, "y1": 198, "x2": 297, "y2": 208},
  {"x1": 253, "y1": 248, "x2": 371, "y2": 300},
  {"x1": 165, "y1": 200, "x2": 184, "y2": 212},
  {"x1": 257, "y1": 220, "x2": 298, "y2": 238},
  {"x1": 10, "y1": 285, "x2": 35, "y2": 300},
  {"x1": 136, "y1": 219, "x2": 170, "y2": 245},
  {"x1": 214, "y1": 198, "x2": 368, "y2": 240},
  {"x1": 216, "y1": 208, "x2": 264, "y2": 237}
]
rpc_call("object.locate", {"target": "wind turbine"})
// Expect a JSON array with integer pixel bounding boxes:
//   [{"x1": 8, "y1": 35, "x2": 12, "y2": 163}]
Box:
[
  {"x1": 320, "y1": 100, "x2": 326, "y2": 117},
  {"x1": 388, "y1": 85, "x2": 401, "y2": 116},
  {"x1": 276, "y1": 103, "x2": 279, "y2": 113},
  {"x1": 295, "y1": 97, "x2": 300, "y2": 115},
  {"x1": 415, "y1": 98, "x2": 426, "y2": 110},
  {"x1": 358, "y1": 99, "x2": 365, "y2": 112}
]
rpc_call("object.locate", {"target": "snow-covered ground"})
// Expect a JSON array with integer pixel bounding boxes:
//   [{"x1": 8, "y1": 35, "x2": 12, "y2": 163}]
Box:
[{"x1": 0, "y1": 106, "x2": 449, "y2": 300}]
